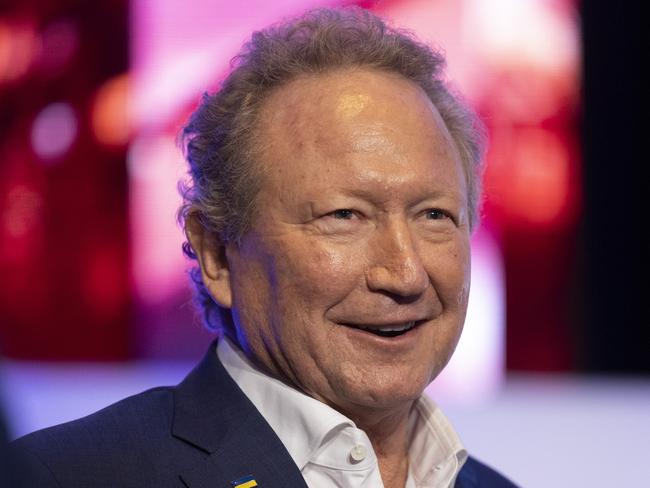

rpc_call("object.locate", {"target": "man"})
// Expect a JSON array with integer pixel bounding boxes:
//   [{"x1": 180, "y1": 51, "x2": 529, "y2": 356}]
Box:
[{"x1": 12, "y1": 8, "x2": 517, "y2": 488}]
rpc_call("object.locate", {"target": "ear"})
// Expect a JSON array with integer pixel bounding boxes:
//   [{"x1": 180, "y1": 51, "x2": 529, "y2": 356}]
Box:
[{"x1": 185, "y1": 214, "x2": 232, "y2": 309}]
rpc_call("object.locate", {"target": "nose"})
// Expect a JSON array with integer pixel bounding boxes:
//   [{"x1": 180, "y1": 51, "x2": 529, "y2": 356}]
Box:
[{"x1": 365, "y1": 221, "x2": 429, "y2": 299}]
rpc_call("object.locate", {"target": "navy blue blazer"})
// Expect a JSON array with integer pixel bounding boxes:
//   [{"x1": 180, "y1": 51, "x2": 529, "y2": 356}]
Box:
[{"x1": 10, "y1": 342, "x2": 517, "y2": 487}]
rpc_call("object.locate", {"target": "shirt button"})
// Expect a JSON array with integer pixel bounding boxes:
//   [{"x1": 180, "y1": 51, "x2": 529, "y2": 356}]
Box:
[{"x1": 350, "y1": 444, "x2": 367, "y2": 462}]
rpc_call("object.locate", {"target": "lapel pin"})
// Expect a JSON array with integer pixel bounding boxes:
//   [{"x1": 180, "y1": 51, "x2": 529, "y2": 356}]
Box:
[{"x1": 231, "y1": 474, "x2": 258, "y2": 488}]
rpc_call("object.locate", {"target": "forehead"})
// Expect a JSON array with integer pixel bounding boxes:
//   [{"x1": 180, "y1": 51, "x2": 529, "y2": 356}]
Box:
[
  {"x1": 258, "y1": 69, "x2": 451, "y2": 146},
  {"x1": 253, "y1": 68, "x2": 464, "y2": 196}
]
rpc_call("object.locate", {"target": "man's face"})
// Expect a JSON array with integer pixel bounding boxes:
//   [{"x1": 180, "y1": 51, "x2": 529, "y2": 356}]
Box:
[{"x1": 224, "y1": 69, "x2": 471, "y2": 417}]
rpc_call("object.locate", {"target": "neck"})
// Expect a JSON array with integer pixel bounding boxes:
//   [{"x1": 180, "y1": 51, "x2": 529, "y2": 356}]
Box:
[{"x1": 349, "y1": 404, "x2": 413, "y2": 488}]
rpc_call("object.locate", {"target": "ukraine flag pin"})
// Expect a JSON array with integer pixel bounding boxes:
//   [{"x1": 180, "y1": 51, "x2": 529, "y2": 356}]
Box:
[{"x1": 231, "y1": 474, "x2": 258, "y2": 488}]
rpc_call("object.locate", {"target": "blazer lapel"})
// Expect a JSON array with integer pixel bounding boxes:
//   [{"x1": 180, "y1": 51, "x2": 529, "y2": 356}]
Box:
[{"x1": 172, "y1": 340, "x2": 308, "y2": 488}]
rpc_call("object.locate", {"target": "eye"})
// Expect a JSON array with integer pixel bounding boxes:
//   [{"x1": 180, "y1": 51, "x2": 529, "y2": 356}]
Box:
[
  {"x1": 329, "y1": 209, "x2": 356, "y2": 220},
  {"x1": 317, "y1": 208, "x2": 363, "y2": 235},
  {"x1": 424, "y1": 208, "x2": 449, "y2": 220}
]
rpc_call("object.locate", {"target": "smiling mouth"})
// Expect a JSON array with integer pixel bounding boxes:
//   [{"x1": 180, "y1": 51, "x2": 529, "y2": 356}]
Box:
[{"x1": 341, "y1": 320, "x2": 419, "y2": 338}]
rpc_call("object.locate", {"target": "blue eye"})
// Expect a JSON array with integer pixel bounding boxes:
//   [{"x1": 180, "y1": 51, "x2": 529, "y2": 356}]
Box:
[
  {"x1": 425, "y1": 209, "x2": 448, "y2": 220},
  {"x1": 331, "y1": 209, "x2": 355, "y2": 219}
]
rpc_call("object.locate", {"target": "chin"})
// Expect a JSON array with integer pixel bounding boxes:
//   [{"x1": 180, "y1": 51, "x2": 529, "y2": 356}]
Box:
[{"x1": 338, "y1": 375, "x2": 430, "y2": 413}]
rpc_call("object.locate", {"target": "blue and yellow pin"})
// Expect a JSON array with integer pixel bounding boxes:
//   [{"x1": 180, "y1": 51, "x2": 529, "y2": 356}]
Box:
[{"x1": 230, "y1": 474, "x2": 258, "y2": 488}]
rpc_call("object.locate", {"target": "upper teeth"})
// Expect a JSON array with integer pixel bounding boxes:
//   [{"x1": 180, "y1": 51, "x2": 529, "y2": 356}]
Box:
[{"x1": 359, "y1": 321, "x2": 416, "y2": 332}]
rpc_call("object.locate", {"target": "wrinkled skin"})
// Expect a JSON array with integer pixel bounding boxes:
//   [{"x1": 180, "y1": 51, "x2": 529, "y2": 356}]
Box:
[{"x1": 193, "y1": 68, "x2": 471, "y2": 424}]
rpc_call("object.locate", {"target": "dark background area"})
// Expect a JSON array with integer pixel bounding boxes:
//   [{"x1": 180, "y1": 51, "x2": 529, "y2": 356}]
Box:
[{"x1": 581, "y1": 1, "x2": 648, "y2": 372}]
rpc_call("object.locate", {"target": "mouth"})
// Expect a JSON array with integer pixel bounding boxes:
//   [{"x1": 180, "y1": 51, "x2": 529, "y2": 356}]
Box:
[{"x1": 341, "y1": 320, "x2": 420, "y2": 338}]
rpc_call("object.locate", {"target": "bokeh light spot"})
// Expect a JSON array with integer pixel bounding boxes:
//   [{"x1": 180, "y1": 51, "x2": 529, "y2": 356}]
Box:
[
  {"x1": 0, "y1": 19, "x2": 39, "y2": 84},
  {"x1": 500, "y1": 128, "x2": 570, "y2": 225},
  {"x1": 30, "y1": 102, "x2": 78, "y2": 161},
  {"x1": 91, "y1": 74, "x2": 130, "y2": 146}
]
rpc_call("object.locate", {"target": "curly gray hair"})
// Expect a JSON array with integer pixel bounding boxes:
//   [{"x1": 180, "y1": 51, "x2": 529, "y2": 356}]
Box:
[{"x1": 179, "y1": 7, "x2": 486, "y2": 331}]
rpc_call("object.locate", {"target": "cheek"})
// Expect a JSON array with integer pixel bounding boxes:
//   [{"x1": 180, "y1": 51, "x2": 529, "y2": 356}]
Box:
[
  {"x1": 274, "y1": 240, "x2": 361, "y2": 309},
  {"x1": 228, "y1": 254, "x2": 275, "y2": 333},
  {"x1": 429, "y1": 239, "x2": 471, "y2": 309}
]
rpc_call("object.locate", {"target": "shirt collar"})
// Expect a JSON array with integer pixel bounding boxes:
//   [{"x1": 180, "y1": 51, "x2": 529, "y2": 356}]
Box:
[
  {"x1": 217, "y1": 338, "x2": 467, "y2": 486},
  {"x1": 408, "y1": 395, "x2": 468, "y2": 486},
  {"x1": 217, "y1": 337, "x2": 355, "y2": 470}
]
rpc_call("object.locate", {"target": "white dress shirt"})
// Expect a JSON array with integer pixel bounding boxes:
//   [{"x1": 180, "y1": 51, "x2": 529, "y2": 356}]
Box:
[{"x1": 217, "y1": 338, "x2": 467, "y2": 488}]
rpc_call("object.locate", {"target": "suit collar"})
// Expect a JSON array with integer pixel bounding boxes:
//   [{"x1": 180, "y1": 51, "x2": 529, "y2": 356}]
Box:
[
  {"x1": 172, "y1": 340, "x2": 308, "y2": 488},
  {"x1": 172, "y1": 339, "x2": 252, "y2": 453}
]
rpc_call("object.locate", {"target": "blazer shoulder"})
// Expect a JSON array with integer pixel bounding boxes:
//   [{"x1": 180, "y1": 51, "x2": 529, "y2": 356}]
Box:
[
  {"x1": 14, "y1": 386, "x2": 174, "y2": 450},
  {"x1": 456, "y1": 456, "x2": 519, "y2": 488},
  {"x1": 10, "y1": 386, "x2": 178, "y2": 487}
]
